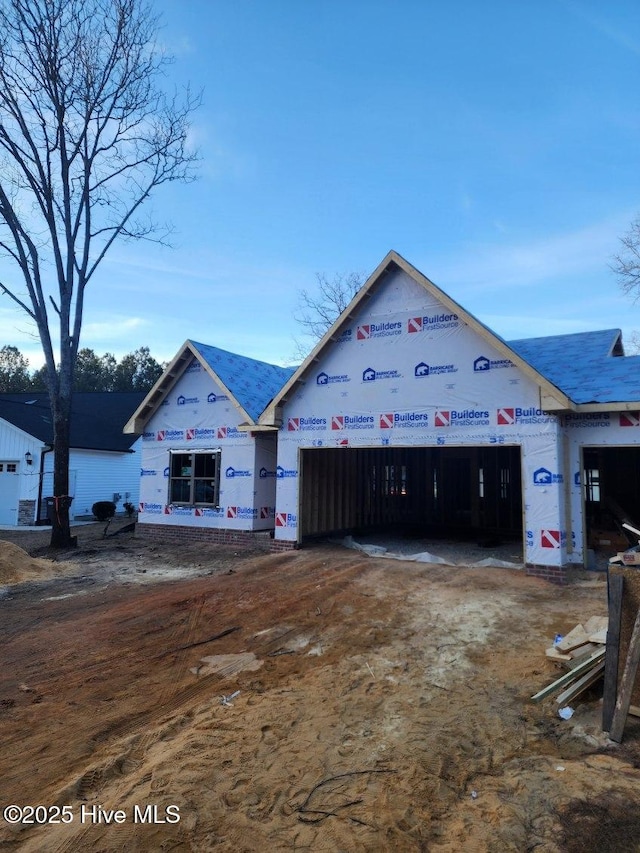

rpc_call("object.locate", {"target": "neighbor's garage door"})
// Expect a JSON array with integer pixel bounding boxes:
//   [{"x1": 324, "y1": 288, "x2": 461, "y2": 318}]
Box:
[
  {"x1": 0, "y1": 461, "x2": 20, "y2": 525},
  {"x1": 298, "y1": 445, "x2": 522, "y2": 541}
]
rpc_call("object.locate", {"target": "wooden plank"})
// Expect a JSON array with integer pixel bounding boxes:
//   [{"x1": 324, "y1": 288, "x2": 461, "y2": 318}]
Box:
[
  {"x1": 588, "y1": 628, "x2": 608, "y2": 645},
  {"x1": 584, "y1": 615, "x2": 608, "y2": 636},
  {"x1": 555, "y1": 624, "x2": 589, "y2": 653},
  {"x1": 556, "y1": 661, "x2": 605, "y2": 706},
  {"x1": 609, "y1": 566, "x2": 640, "y2": 709},
  {"x1": 609, "y1": 605, "x2": 640, "y2": 742},
  {"x1": 545, "y1": 646, "x2": 572, "y2": 662},
  {"x1": 602, "y1": 572, "x2": 624, "y2": 732},
  {"x1": 629, "y1": 704, "x2": 640, "y2": 719},
  {"x1": 531, "y1": 647, "x2": 605, "y2": 702}
]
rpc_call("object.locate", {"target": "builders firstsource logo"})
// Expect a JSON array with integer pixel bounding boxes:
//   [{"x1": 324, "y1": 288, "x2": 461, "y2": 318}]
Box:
[
  {"x1": 435, "y1": 409, "x2": 490, "y2": 427},
  {"x1": 356, "y1": 321, "x2": 402, "y2": 340},
  {"x1": 138, "y1": 502, "x2": 163, "y2": 514},
  {"x1": 331, "y1": 414, "x2": 375, "y2": 431},
  {"x1": 407, "y1": 312, "x2": 459, "y2": 333},
  {"x1": 564, "y1": 413, "x2": 610, "y2": 428},
  {"x1": 164, "y1": 505, "x2": 193, "y2": 517},
  {"x1": 227, "y1": 506, "x2": 258, "y2": 520},
  {"x1": 217, "y1": 426, "x2": 243, "y2": 439},
  {"x1": 194, "y1": 507, "x2": 225, "y2": 518},
  {"x1": 155, "y1": 429, "x2": 185, "y2": 441},
  {"x1": 379, "y1": 412, "x2": 429, "y2": 429},
  {"x1": 287, "y1": 416, "x2": 327, "y2": 432},
  {"x1": 496, "y1": 407, "x2": 555, "y2": 426},
  {"x1": 186, "y1": 427, "x2": 216, "y2": 441},
  {"x1": 620, "y1": 412, "x2": 640, "y2": 427}
]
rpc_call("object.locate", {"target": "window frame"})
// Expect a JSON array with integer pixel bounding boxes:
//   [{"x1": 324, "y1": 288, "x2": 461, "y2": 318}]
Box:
[{"x1": 168, "y1": 449, "x2": 221, "y2": 508}]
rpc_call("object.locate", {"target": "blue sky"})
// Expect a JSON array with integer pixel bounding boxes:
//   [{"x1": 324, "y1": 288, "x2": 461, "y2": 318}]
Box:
[{"x1": 2, "y1": 0, "x2": 640, "y2": 368}]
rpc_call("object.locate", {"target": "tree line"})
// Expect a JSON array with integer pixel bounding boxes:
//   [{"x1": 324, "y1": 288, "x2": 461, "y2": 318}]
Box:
[{"x1": 0, "y1": 345, "x2": 164, "y2": 393}]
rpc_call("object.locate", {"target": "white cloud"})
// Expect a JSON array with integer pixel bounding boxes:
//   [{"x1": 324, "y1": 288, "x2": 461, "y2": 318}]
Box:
[
  {"x1": 79, "y1": 316, "x2": 148, "y2": 346},
  {"x1": 429, "y1": 213, "x2": 632, "y2": 295}
]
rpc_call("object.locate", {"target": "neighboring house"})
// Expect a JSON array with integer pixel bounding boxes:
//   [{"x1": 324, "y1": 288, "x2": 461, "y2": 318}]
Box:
[
  {"x1": 128, "y1": 250, "x2": 640, "y2": 583},
  {"x1": 124, "y1": 341, "x2": 295, "y2": 541},
  {"x1": 0, "y1": 392, "x2": 145, "y2": 525}
]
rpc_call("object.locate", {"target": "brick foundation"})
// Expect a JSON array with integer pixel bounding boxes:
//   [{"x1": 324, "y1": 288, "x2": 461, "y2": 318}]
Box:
[
  {"x1": 269, "y1": 538, "x2": 299, "y2": 552},
  {"x1": 525, "y1": 563, "x2": 569, "y2": 585},
  {"x1": 136, "y1": 522, "x2": 289, "y2": 551}
]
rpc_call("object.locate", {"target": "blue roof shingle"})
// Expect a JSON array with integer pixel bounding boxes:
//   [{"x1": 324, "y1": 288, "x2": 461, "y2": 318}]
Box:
[
  {"x1": 189, "y1": 341, "x2": 295, "y2": 422},
  {"x1": 508, "y1": 329, "x2": 640, "y2": 405}
]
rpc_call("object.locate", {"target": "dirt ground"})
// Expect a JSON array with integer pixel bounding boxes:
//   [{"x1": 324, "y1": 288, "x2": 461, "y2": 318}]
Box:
[{"x1": 1, "y1": 524, "x2": 640, "y2": 852}]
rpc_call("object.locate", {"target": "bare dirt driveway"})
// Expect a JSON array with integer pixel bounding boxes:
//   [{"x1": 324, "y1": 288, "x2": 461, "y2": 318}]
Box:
[{"x1": 1, "y1": 524, "x2": 640, "y2": 852}]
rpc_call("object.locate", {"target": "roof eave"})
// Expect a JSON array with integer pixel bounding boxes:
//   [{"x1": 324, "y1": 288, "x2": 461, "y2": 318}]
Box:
[{"x1": 572, "y1": 400, "x2": 640, "y2": 413}]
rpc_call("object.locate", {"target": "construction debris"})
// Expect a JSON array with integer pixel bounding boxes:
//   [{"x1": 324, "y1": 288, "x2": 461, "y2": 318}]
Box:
[{"x1": 532, "y1": 616, "x2": 608, "y2": 704}]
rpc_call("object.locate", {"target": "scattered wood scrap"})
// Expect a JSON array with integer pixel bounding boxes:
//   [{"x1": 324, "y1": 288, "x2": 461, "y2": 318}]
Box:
[{"x1": 534, "y1": 616, "x2": 608, "y2": 704}]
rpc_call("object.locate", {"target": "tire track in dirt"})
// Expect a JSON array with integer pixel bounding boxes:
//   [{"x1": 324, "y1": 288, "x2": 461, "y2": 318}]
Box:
[{"x1": 2, "y1": 542, "x2": 628, "y2": 852}]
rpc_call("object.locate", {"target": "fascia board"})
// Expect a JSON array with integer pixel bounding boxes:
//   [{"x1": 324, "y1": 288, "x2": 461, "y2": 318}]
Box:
[
  {"x1": 573, "y1": 401, "x2": 640, "y2": 413},
  {"x1": 123, "y1": 341, "x2": 195, "y2": 433}
]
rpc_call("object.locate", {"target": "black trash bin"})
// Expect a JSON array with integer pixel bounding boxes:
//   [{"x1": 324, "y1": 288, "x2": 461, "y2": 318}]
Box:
[{"x1": 44, "y1": 496, "x2": 55, "y2": 523}]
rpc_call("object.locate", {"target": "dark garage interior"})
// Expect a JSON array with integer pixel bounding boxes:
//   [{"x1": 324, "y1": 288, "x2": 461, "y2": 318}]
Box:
[
  {"x1": 298, "y1": 445, "x2": 523, "y2": 544},
  {"x1": 583, "y1": 446, "x2": 640, "y2": 553}
]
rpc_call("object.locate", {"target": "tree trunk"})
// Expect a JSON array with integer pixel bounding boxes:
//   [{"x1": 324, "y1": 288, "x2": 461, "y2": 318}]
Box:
[{"x1": 49, "y1": 391, "x2": 77, "y2": 548}]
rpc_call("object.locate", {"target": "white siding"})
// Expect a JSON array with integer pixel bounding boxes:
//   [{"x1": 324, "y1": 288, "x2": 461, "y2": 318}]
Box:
[
  {"x1": 0, "y1": 417, "x2": 46, "y2": 524},
  {"x1": 42, "y1": 440, "x2": 142, "y2": 518}
]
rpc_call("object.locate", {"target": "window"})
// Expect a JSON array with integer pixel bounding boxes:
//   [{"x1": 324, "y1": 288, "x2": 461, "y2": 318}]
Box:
[
  {"x1": 584, "y1": 466, "x2": 600, "y2": 503},
  {"x1": 168, "y1": 451, "x2": 221, "y2": 506}
]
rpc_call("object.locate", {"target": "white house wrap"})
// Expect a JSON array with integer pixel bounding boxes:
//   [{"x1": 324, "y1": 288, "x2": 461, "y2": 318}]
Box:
[{"x1": 128, "y1": 251, "x2": 640, "y2": 581}]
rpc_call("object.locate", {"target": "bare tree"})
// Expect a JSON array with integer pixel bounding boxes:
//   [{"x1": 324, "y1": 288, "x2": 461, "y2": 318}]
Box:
[
  {"x1": 0, "y1": 0, "x2": 198, "y2": 545},
  {"x1": 612, "y1": 215, "x2": 640, "y2": 300},
  {"x1": 293, "y1": 271, "x2": 364, "y2": 360}
]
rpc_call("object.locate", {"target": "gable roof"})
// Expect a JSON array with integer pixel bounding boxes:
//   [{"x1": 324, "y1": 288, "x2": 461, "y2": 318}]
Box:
[
  {"x1": 258, "y1": 250, "x2": 581, "y2": 425},
  {"x1": 508, "y1": 329, "x2": 640, "y2": 405},
  {"x1": 0, "y1": 392, "x2": 145, "y2": 451},
  {"x1": 124, "y1": 340, "x2": 295, "y2": 433}
]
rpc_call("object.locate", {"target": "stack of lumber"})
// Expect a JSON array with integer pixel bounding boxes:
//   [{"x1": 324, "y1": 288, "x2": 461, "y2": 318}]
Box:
[{"x1": 532, "y1": 616, "x2": 608, "y2": 706}]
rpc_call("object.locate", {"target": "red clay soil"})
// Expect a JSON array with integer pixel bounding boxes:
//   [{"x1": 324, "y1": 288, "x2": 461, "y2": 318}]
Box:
[{"x1": 1, "y1": 526, "x2": 640, "y2": 852}]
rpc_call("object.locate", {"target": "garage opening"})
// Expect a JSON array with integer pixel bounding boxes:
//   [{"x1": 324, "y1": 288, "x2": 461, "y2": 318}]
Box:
[
  {"x1": 299, "y1": 445, "x2": 522, "y2": 544},
  {"x1": 583, "y1": 447, "x2": 640, "y2": 554}
]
